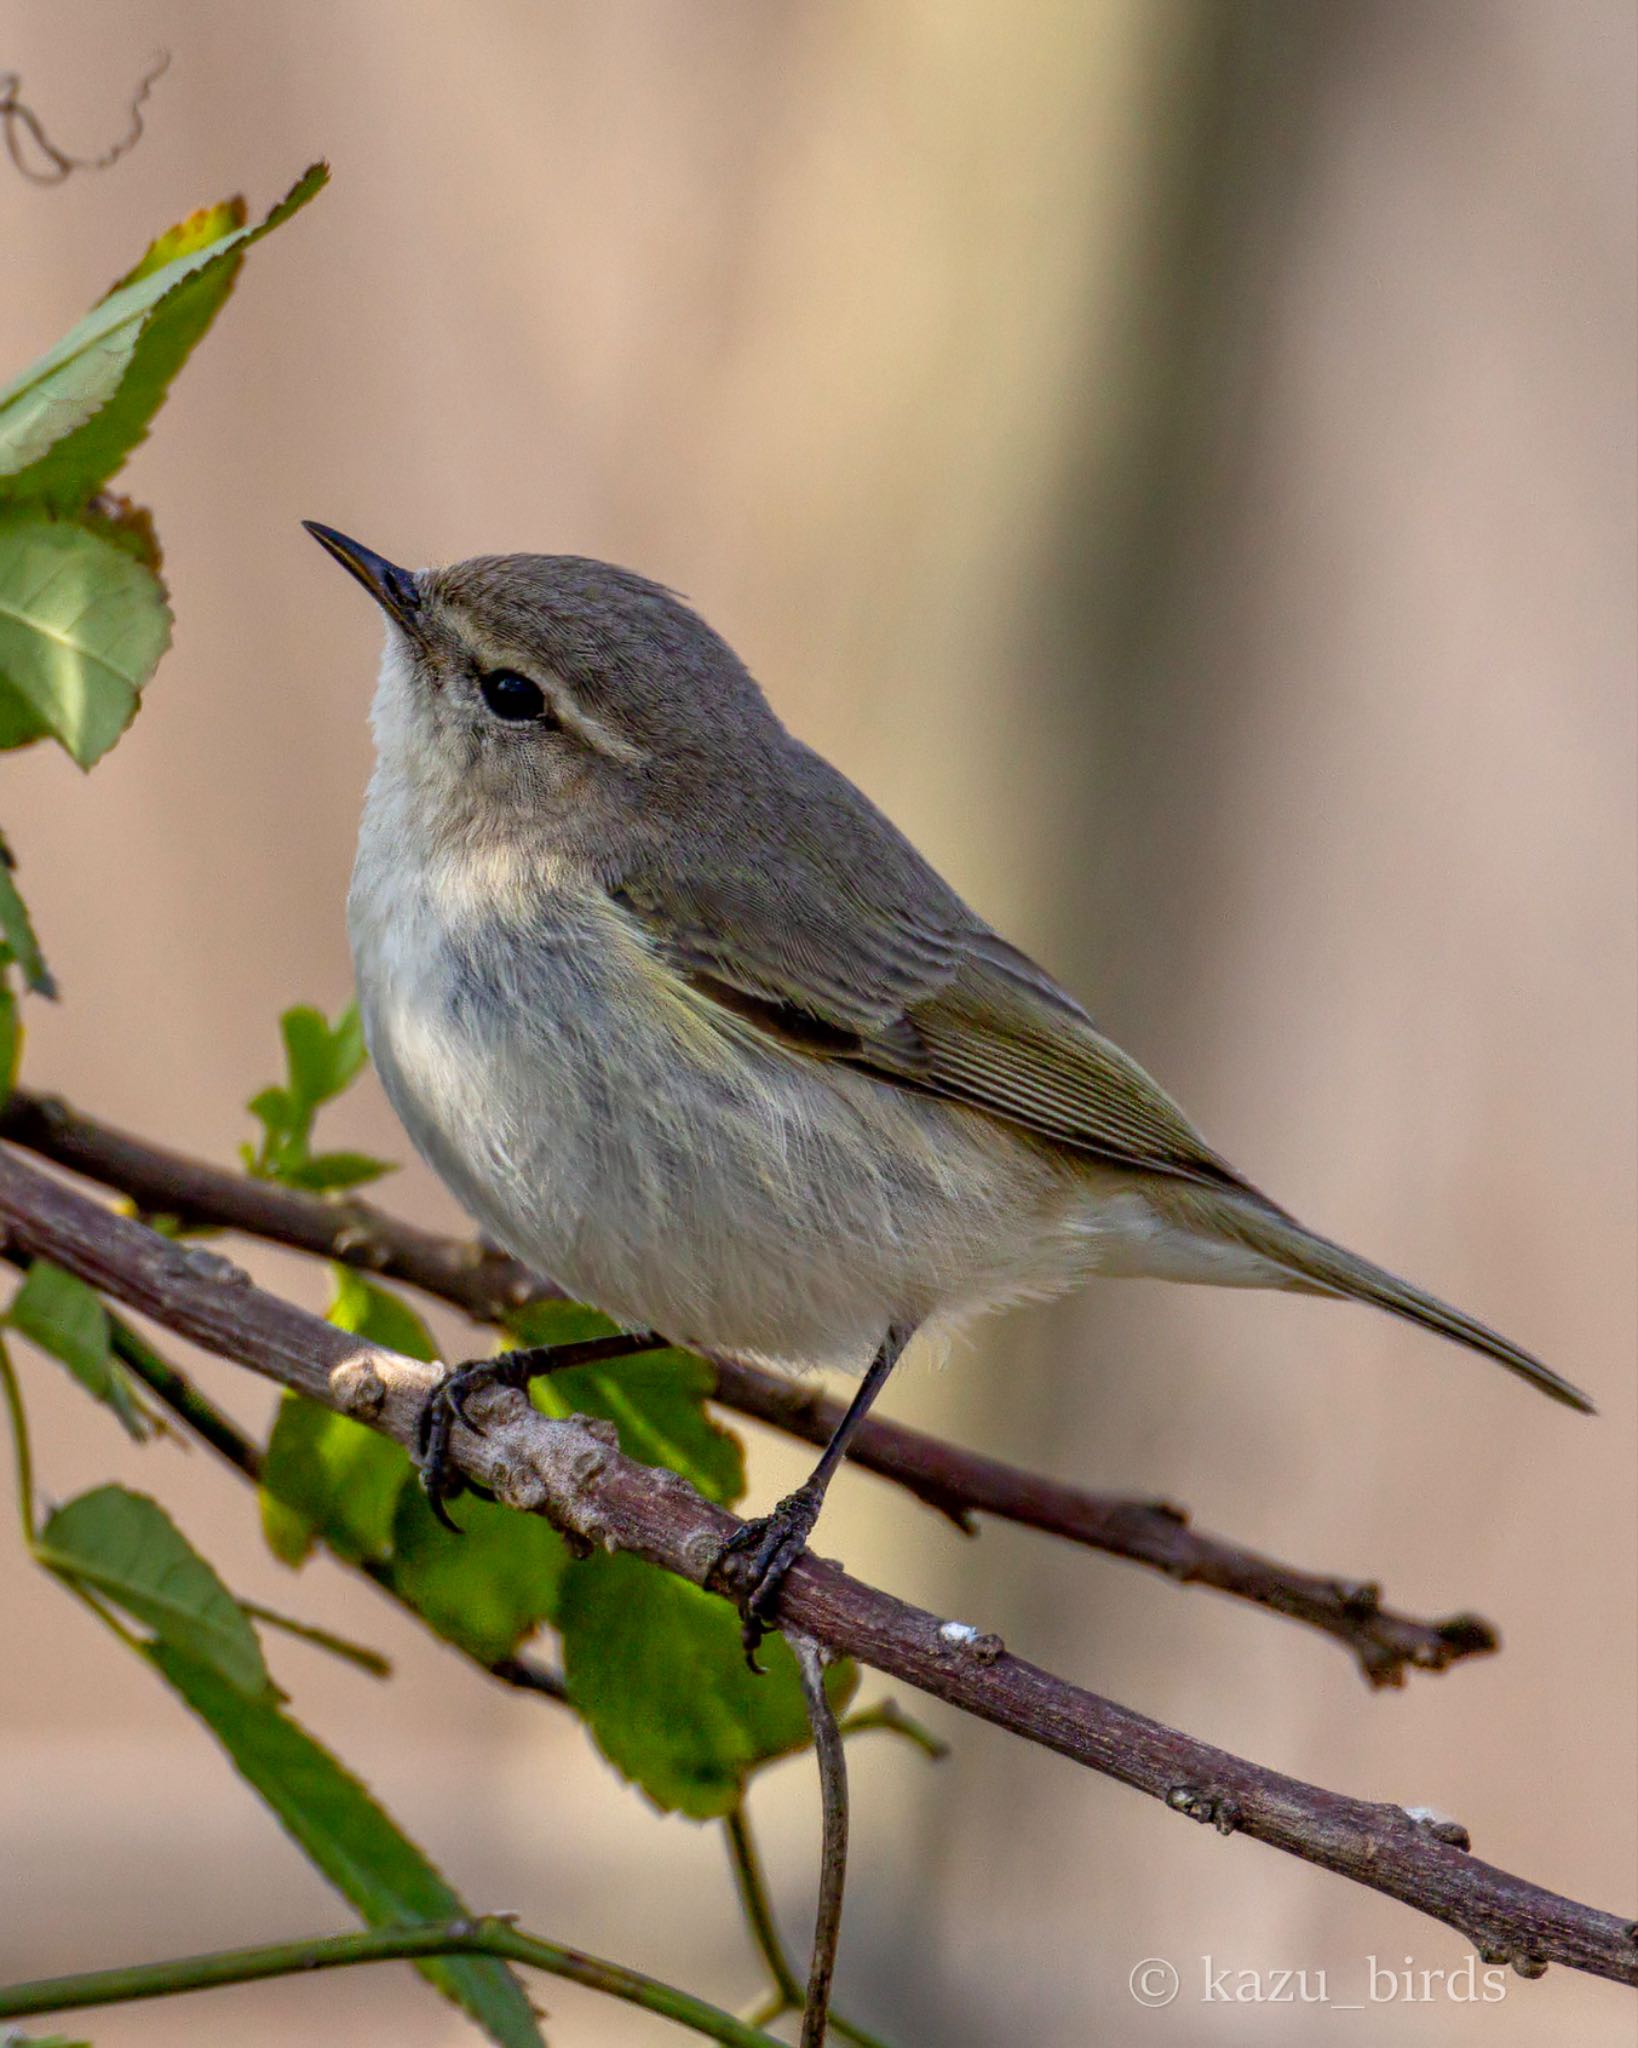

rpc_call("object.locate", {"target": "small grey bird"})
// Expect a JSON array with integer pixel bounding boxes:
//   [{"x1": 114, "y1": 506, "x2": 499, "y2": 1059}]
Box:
[{"x1": 307, "y1": 524, "x2": 1592, "y2": 1656}]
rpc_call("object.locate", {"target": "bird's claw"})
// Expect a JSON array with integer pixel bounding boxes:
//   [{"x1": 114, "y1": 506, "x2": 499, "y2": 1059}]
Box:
[
  {"x1": 447, "y1": 1374, "x2": 492, "y2": 1437},
  {"x1": 415, "y1": 1359, "x2": 509, "y2": 1533},
  {"x1": 413, "y1": 1337, "x2": 662, "y2": 1535},
  {"x1": 707, "y1": 1482, "x2": 823, "y2": 1669}
]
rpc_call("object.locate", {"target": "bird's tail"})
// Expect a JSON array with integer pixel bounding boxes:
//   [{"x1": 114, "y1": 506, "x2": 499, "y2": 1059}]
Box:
[{"x1": 1168, "y1": 1185, "x2": 1595, "y2": 1413}]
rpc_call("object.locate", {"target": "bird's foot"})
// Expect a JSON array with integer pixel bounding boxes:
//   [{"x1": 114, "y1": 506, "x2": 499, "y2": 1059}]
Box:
[
  {"x1": 706, "y1": 1480, "x2": 825, "y2": 1670},
  {"x1": 416, "y1": 1351, "x2": 542, "y2": 1531},
  {"x1": 415, "y1": 1332, "x2": 669, "y2": 1531}
]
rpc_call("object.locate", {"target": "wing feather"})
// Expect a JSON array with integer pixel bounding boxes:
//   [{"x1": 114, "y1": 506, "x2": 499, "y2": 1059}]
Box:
[
  {"x1": 899, "y1": 964, "x2": 1250, "y2": 1188},
  {"x1": 613, "y1": 846, "x2": 1249, "y2": 1195}
]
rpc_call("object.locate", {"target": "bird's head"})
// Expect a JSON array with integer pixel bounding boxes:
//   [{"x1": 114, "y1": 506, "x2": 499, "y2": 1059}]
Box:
[{"x1": 304, "y1": 524, "x2": 783, "y2": 871}]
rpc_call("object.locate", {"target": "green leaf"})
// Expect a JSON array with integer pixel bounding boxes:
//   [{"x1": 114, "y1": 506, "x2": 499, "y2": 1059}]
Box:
[
  {"x1": 0, "y1": 166, "x2": 328, "y2": 501},
  {"x1": 0, "y1": 981, "x2": 18, "y2": 1102},
  {"x1": 0, "y1": 675, "x2": 48, "y2": 750},
  {"x1": 245, "y1": 1001, "x2": 374, "y2": 1182},
  {"x1": 259, "y1": 1390, "x2": 412, "y2": 1568},
  {"x1": 282, "y1": 1000, "x2": 368, "y2": 1107},
  {"x1": 242, "y1": 1084, "x2": 299, "y2": 1178},
  {"x1": 281, "y1": 1149, "x2": 395, "y2": 1192},
  {"x1": 328, "y1": 1266, "x2": 437, "y2": 1360},
  {"x1": 246, "y1": 1082, "x2": 296, "y2": 1133},
  {"x1": 0, "y1": 843, "x2": 53, "y2": 994},
  {"x1": 558, "y1": 1550, "x2": 857, "y2": 1820},
  {"x1": 272, "y1": 1269, "x2": 563, "y2": 1661},
  {"x1": 259, "y1": 1276, "x2": 431, "y2": 1564},
  {"x1": 15, "y1": 259, "x2": 241, "y2": 512},
  {"x1": 389, "y1": 1482, "x2": 567, "y2": 1663},
  {"x1": 0, "y1": 512, "x2": 171, "y2": 767},
  {"x1": 146, "y1": 1642, "x2": 544, "y2": 2048},
  {"x1": 8, "y1": 1258, "x2": 146, "y2": 1437},
  {"x1": 9, "y1": 1258, "x2": 109, "y2": 1390},
  {"x1": 37, "y1": 1485, "x2": 269, "y2": 1695},
  {"x1": 280, "y1": 1004, "x2": 338, "y2": 1105},
  {"x1": 326, "y1": 999, "x2": 369, "y2": 1093},
  {"x1": 510, "y1": 1301, "x2": 744, "y2": 1507}
]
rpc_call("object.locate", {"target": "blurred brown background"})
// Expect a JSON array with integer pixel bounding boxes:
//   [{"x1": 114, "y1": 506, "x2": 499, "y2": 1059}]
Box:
[{"x1": 0, "y1": 4, "x2": 1633, "y2": 2044}]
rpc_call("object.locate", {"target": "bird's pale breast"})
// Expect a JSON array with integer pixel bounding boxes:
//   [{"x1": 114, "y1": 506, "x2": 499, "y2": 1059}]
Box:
[{"x1": 346, "y1": 807, "x2": 1152, "y2": 1369}]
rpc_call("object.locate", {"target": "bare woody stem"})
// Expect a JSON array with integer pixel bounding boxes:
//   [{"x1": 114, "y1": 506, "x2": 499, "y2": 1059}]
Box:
[
  {"x1": 0, "y1": 1088, "x2": 1495, "y2": 1687},
  {"x1": 724, "y1": 1808, "x2": 804, "y2": 2014},
  {"x1": 0, "y1": 1914, "x2": 777, "y2": 2045},
  {"x1": 0, "y1": 1142, "x2": 1630, "y2": 1986},
  {"x1": 793, "y1": 1635, "x2": 849, "y2": 2048}
]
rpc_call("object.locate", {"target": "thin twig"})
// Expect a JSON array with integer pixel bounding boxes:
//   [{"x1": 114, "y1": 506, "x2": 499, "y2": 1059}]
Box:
[
  {"x1": 724, "y1": 1804, "x2": 896, "y2": 2047},
  {"x1": 107, "y1": 1313, "x2": 266, "y2": 1480},
  {"x1": 0, "y1": 1913, "x2": 776, "y2": 2044},
  {"x1": 485, "y1": 1653, "x2": 571, "y2": 1701},
  {"x1": 0, "y1": 1089, "x2": 1498, "y2": 1687},
  {"x1": 725, "y1": 1806, "x2": 804, "y2": 2013},
  {"x1": 0, "y1": 1146, "x2": 1629, "y2": 1985},
  {"x1": 703, "y1": 1357, "x2": 1499, "y2": 1688},
  {"x1": 0, "y1": 52, "x2": 168, "y2": 186},
  {"x1": 793, "y1": 1635, "x2": 849, "y2": 2048},
  {"x1": 0, "y1": 1337, "x2": 37, "y2": 1543},
  {"x1": 836, "y1": 1698, "x2": 949, "y2": 1761},
  {"x1": 236, "y1": 1599, "x2": 393, "y2": 1679}
]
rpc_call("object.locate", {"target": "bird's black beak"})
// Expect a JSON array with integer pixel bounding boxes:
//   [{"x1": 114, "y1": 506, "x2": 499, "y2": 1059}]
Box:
[{"x1": 302, "y1": 522, "x2": 422, "y2": 629}]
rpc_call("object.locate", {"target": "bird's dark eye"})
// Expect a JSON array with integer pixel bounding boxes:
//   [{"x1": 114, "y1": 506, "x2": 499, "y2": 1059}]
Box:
[{"x1": 478, "y1": 669, "x2": 550, "y2": 723}]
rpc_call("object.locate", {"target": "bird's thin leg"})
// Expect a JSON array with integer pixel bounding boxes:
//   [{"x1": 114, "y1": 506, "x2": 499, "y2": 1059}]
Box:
[
  {"x1": 708, "y1": 1325, "x2": 914, "y2": 1667},
  {"x1": 417, "y1": 1330, "x2": 670, "y2": 1530}
]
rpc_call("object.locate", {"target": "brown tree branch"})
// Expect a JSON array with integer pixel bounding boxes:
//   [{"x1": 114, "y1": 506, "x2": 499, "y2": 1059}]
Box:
[
  {"x1": 0, "y1": 1141, "x2": 1630, "y2": 1986},
  {"x1": 700, "y1": 1354, "x2": 1495, "y2": 1688},
  {"x1": 0, "y1": 1088, "x2": 1493, "y2": 1687},
  {"x1": 92, "y1": 1286, "x2": 576, "y2": 1704}
]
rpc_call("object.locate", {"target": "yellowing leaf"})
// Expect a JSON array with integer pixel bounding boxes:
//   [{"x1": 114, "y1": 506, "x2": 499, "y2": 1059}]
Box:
[
  {"x1": 0, "y1": 165, "x2": 327, "y2": 498},
  {"x1": 102, "y1": 198, "x2": 248, "y2": 296}
]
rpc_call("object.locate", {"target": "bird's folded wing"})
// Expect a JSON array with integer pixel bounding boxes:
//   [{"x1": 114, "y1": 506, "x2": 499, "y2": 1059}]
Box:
[{"x1": 613, "y1": 873, "x2": 1250, "y2": 1194}]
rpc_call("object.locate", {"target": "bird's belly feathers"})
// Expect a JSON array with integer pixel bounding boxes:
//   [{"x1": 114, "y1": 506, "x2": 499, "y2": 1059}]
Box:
[{"x1": 349, "y1": 873, "x2": 1137, "y2": 1369}]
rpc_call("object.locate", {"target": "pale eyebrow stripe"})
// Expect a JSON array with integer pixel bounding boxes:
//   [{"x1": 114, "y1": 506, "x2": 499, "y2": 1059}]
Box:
[
  {"x1": 548, "y1": 691, "x2": 646, "y2": 764},
  {"x1": 450, "y1": 614, "x2": 647, "y2": 763}
]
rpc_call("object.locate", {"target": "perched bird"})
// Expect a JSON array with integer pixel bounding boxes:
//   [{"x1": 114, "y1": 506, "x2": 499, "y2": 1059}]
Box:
[{"x1": 307, "y1": 524, "x2": 1592, "y2": 1656}]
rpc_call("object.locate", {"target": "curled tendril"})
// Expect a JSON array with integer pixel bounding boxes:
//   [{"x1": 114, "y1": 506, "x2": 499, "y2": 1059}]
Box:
[{"x1": 1, "y1": 50, "x2": 168, "y2": 186}]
